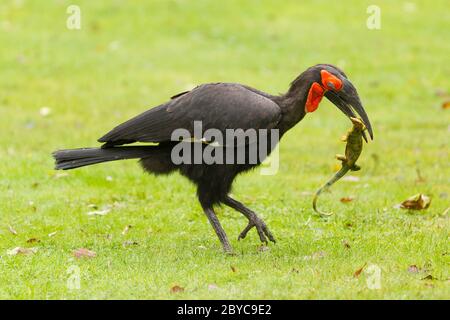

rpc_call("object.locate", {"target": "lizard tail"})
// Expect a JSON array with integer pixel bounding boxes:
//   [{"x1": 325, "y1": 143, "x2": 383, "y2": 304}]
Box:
[{"x1": 312, "y1": 166, "x2": 350, "y2": 217}]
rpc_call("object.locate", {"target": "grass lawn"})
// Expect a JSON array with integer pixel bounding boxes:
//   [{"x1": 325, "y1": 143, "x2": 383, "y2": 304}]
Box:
[{"x1": 0, "y1": 0, "x2": 448, "y2": 299}]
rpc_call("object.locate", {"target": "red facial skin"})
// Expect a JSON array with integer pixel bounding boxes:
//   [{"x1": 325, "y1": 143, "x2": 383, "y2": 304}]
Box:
[
  {"x1": 305, "y1": 70, "x2": 343, "y2": 113},
  {"x1": 305, "y1": 82, "x2": 325, "y2": 113}
]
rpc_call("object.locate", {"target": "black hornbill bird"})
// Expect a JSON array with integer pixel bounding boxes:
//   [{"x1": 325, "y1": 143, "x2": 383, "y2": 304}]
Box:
[{"x1": 53, "y1": 64, "x2": 373, "y2": 253}]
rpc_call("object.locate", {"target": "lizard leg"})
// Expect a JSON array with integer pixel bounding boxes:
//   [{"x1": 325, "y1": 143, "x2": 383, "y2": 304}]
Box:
[
  {"x1": 336, "y1": 154, "x2": 346, "y2": 162},
  {"x1": 351, "y1": 164, "x2": 361, "y2": 171}
]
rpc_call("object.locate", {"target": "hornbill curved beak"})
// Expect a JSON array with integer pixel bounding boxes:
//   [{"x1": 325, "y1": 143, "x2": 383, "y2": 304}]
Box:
[{"x1": 324, "y1": 78, "x2": 374, "y2": 142}]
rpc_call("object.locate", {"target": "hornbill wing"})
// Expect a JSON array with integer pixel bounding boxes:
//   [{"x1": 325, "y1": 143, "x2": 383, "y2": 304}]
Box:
[{"x1": 98, "y1": 83, "x2": 282, "y2": 147}]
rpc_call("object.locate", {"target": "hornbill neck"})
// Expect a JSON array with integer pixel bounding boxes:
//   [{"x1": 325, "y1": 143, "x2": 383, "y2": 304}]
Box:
[{"x1": 275, "y1": 72, "x2": 312, "y2": 135}]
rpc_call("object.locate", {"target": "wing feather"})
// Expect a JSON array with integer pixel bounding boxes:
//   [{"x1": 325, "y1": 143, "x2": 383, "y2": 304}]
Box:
[{"x1": 98, "y1": 83, "x2": 281, "y2": 146}]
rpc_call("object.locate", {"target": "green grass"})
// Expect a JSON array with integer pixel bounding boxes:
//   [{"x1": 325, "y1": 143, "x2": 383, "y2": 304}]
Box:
[{"x1": 0, "y1": 0, "x2": 449, "y2": 299}]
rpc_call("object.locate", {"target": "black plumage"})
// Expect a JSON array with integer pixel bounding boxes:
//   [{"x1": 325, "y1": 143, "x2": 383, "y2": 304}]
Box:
[{"x1": 53, "y1": 64, "x2": 373, "y2": 252}]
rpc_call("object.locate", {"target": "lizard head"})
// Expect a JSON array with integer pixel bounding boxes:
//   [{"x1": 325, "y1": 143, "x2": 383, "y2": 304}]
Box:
[{"x1": 350, "y1": 117, "x2": 366, "y2": 132}]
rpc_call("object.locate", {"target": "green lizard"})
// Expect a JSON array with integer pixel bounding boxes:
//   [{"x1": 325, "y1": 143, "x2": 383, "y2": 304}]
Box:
[{"x1": 313, "y1": 117, "x2": 366, "y2": 217}]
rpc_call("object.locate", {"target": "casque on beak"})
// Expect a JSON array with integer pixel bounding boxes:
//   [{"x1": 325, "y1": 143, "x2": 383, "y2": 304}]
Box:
[{"x1": 324, "y1": 78, "x2": 374, "y2": 142}]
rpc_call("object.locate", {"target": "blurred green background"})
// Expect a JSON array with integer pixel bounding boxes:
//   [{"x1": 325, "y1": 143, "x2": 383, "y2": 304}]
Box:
[{"x1": 0, "y1": 0, "x2": 448, "y2": 299}]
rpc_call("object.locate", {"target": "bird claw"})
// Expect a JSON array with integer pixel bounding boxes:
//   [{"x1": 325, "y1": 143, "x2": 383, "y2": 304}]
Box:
[{"x1": 238, "y1": 217, "x2": 276, "y2": 244}]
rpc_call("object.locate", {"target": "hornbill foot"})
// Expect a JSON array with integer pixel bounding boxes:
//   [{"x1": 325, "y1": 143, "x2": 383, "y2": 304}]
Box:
[{"x1": 238, "y1": 216, "x2": 276, "y2": 244}]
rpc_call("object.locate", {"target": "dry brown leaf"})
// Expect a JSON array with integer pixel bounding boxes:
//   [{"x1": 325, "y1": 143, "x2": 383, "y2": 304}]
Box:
[
  {"x1": 408, "y1": 265, "x2": 420, "y2": 273},
  {"x1": 344, "y1": 222, "x2": 354, "y2": 229},
  {"x1": 170, "y1": 285, "x2": 184, "y2": 293},
  {"x1": 442, "y1": 101, "x2": 450, "y2": 109},
  {"x1": 26, "y1": 238, "x2": 40, "y2": 244},
  {"x1": 342, "y1": 240, "x2": 351, "y2": 249},
  {"x1": 340, "y1": 197, "x2": 354, "y2": 203},
  {"x1": 8, "y1": 225, "x2": 17, "y2": 235},
  {"x1": 7, "y1": 247, "x2": 37, "y2": 256},
  {"x1": 421, "y1": 275, "x2": 436, "y2": 281},
  {"x1": 73, "y1": 248, "x2": 96, "y2": 259},
  {"x1": 400, "y1": 193, "x2": 431, "y2": 210},
  {"x1": 230, "y1": 266, "x2": 237, "y2": 273},
  {"x1": 353, "y1": 263, "x2": 367, "y2": 278}
]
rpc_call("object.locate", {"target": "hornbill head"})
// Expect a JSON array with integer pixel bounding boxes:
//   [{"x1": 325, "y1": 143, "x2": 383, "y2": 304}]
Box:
[{"x1": 302, "y1": 64, "x2": 374, "y2": 142}]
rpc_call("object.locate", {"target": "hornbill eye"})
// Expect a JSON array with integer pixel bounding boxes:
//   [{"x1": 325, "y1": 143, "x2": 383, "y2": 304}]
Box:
[{"x1": 321, "y1": 70, "x2": 343, "y2": 91}]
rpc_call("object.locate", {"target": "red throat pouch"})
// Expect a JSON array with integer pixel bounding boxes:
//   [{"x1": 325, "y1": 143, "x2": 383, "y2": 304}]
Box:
[{"x1": 305, "y1": 82, "x2": 325, "y2": 113}]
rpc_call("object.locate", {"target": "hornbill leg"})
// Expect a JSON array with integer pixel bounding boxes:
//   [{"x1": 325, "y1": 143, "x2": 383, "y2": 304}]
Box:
[
  {"x1": 202, "y1": 206, "x2": 233, "y2": 253},
  {"x1": 223, "y1": 196, "x2": 276, "y2": 244}
]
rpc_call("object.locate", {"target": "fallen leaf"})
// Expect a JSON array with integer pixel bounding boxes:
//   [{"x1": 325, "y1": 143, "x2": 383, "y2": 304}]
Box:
[
  {"x1": 8, "y1": 225, "x2": 17, "y2": 235},
  {"x1": 48, "y1": 231, "x2": 58, "y2": 237},
  {"x1": 258, "y1": 245, "x2": 269, "y2": 252},
  {"x1": 230, "y1": 266, "x2": 237, "y2": 273},
  {"x1": 399, "y1": 193, "x2": 431, "y2": 210},
  {"x1": 354, "y1": 263, "x2": 367, "y2": 278},
  {"x1": 87, "y1": 208, "x2": 110, "y2": 216},
  {"x1": 7, "y1": 247, "x2": 37, "y2": 256},
  {"x1": 26, "y1": 238, "x2": 40, "y2": 244},
  {"x1": 342, "y1": 175, "x2": 360, "y2": 182},
  {"x1": 170, "y1": 285, "x2": 184, "y2": 293},
  {"x1": 340, "y1": 197, "x2": 354, "y2": 203},
  {"x1": 121, "y1": 225, "x2": 132, "y2": 236},
  {"x1": 442, "y1": 101, "x2": 450, "y2": 109},
  {"x1": 342, "y1": 240, "x2": 351, "y2": 249},
  {"x1": 408, "y1": 265, "x2": 420, "y2": 273},
  {"x1": 73, "y1": 248, "x2": 96, "y2": 259},
  {"x1": 421, "y1": 275, "x2": 436, "y2": 281}
]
